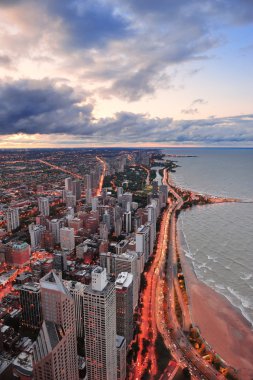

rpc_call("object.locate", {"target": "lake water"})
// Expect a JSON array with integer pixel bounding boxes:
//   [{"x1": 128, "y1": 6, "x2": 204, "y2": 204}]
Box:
[{"x1": 162, "y1": 148, "x2": 253, "y2": 326}]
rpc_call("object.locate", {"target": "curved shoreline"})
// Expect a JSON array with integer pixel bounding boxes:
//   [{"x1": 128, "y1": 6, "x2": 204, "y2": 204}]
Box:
[{"x1": 173, "y1": 185, "x2": 253, "y2": 379}]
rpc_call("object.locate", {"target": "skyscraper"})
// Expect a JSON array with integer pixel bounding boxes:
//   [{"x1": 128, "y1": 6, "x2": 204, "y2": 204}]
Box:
[
  {"x1": 33, "y1": 271, "x2": 79, "y2": 380},
  {"x1": 116, "y1": 335, "x2": 126, "y2": 380},
  {"x1": 6, "y1": 207, "x2": 20, "y2": 232},
  {"x1": 63, "y1": 280, "x2": 86, "y2": 339},
  {"x1": 38, "y1": 197, "x2": 50, "y2": 217},
  {"x1": 29, "y1": 224, "x2": 46, "y2": 250},
  {"x1": 60, "y1": 227, "x2": 75, "y2": 251},
  {"x1": 115, "y1": 252, "x2": 139, "y2": 310},
  {"x1": 136, "y1": 224, "x2": 151, "y2": 262},
  {"x1": 115, "y1": 272, "x2": 134, "y2": 347},
  {"x1": 65, "y1": 177, "x2": 72, "y2": 192},
  {"x1": 49, "y1": 218, "x2": 61, "y2": 244},
  {"x1": 20, "y1": 282, "x2": 42, "y2": 330},
  {"x1": 83, "y1": 267, "x2": 117, "y2": 380},
  {"x1": 72, "y1": 180, "x2": 82, "y2": 200},
  {"x1": 123, "y1": 211, "x2": 131, "y2": 234}
]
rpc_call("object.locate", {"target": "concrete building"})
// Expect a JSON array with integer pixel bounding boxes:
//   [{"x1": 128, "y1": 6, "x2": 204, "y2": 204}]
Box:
[
  {"x1": 83, "y1": 267, "x2": 117, "y2": 380},
  {"x1": 9, "y1": 241, "x2": 31, "y2": 267},
  {"x1": 66, "y1": 193, "x2": 76, "y2": 208},
  {"x1": 29, "y1": 224, "x2": 46, "y2": 250},
  {"x1": 115, "y1": 273, "x2": 133, "y2": 347},
  {"x1": 20, "y1": 282, "x2": 42, "y2": 330},
  {"x1": 38, "y1": 197, "x2": 50, "y2": 217},
  {"x1": 65, "y1": 177, "x2": 72, "y2": 192},
  {"x1": 53, "y1": 251, "x2": 68, "y2": 273},
  {"x1": 99, "y1": 222, "x2": 109, "y2": 240},
  {"x1": 100, "y1": 251, "x2": 139, "y2": 310},
  {"x1": 63, "y1": 280, "x2": 86, "y2": 339},
  {"x1": 6, "y1": 207, "x2": 20, "y2": 232},
  {"x1": 91, "y1": 196, "x2": 98, "y2": 212},
  {"x1": 116, "y1": 335, "x2": 126, "y2": 380},
  {"x1": 60, "y1": 227, "x2": 75, "y2": 251},
  {"x1": 49, "y1": 219, "x2": 61, "y2": 245},
  {"x1": 33, "y1": 271, "x2": 79, "y2": 380},
  {"x1": 72, "y1": 180, "x2": 81, "y2": 201},
  {"x1": 123, "y1": 211, "x2": 131, "y2": 234},
  {"x1": 121, "y1": 193, "x2": 132, "y2": 211},
  {"x1": 136, "y1": 224, "x2": 151, "y2": 262}
]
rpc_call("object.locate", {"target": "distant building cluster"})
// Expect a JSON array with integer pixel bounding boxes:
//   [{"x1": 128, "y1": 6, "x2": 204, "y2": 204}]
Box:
[{"x1": 0, "y1": 149, "x2": 169, "y2": 379}]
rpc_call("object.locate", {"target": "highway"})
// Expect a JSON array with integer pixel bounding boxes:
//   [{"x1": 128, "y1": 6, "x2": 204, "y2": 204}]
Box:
[{"x1": 129, "y1": 168, "x2": 226, "y2": 379}]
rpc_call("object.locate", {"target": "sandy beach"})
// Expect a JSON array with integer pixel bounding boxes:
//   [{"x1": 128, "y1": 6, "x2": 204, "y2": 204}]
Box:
[{"x1": 178, "y1": 232, "x2": 253, "y2": 380}]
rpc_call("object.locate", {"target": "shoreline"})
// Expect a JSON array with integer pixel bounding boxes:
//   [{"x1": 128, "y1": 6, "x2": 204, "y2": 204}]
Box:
[{"x1": 177, "y1": 225, "x2": 253, "y2": 380}]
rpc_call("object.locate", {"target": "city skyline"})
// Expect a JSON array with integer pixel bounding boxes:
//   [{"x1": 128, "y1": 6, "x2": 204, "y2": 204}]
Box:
[{"x1": 0, "y1": 0, "x2": 253, "y2": 148}]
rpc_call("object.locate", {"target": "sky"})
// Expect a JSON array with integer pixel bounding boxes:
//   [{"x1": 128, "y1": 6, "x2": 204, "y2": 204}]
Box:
[{"x1": 0, "y1": 0, "x2": 253, "y2": 148}]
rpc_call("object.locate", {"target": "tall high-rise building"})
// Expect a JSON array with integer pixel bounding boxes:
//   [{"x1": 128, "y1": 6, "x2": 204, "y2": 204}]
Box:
[
  {"x1": 116, "y1": 335, "x2": 126, "y2": 380},
  {"x1": 91, "y1": 196, "x2": 98, "y2": 212},
  {"x1": 117, "y1": 187, "x2": 123, "y2": 201},
  {"x1": 72, "y1": 180, "x2": 81, "y2": 201},
  {"x1": 147, "y1": 204, "x2": 157, "y2": 254},
  {"x1": 50, "y1": 219, "x2": 61, "y2": 244},
  {"x1": 65, "y1": 177, "x2": 72, "y2": 192},
  {"x1": 53, "y1": 251, "x2": 68, "y2": 273},
  {"x1": 121, "y1": 193, "x2": 132, "y2": 211},
  {"x1": 63, "y1": 280, "x2": 86, "y2": 339},
  {"x1": 20, "y1": 283, "x2": 42, "y2": 330},
  {"x1": 60, "y1": 227, "x2": 75, "y2": 251},
  {"x1": 100, "y1": 251, "x2": 139, "y2": 310},
  {"x1": 123, "y1": 211, "x2": 131, "y2": 234},
  {"x1": 38, "y1": 197, "x2": 50, "y2": 216},
  {"x1": 99, "y1": 222, "x2": 109, "y2": 240},
  {"x1": 29, "y1": 224, "x2": 46, "y2": 250},
  {"x1": 159, "y1": 184, "x2": 168, "y2": 207},
  {"x1": 136, "y1": 224, "x2": 151, "y2": 262},
  {"x1": 86, "y1": 188, "x2": 92, "y2": 204},
  {"x1": 103, "y1": 210, "x2": 111, "y2": 230},
  {"x1": 115, "y1": 272, "x2": 133, "y2": 347},
  {"x1": 33, "y1": 271, "x2": 79, "y2": 380},
  {"x1": 66, "y1": 193, "x2": 76, "y2": 208},
  {"x1": 6, "y1": 207, "x2": 20, "y2": 232},
  {"x1": 83, "y1": 267, "x2": 117, "y2": 380},
  {"x1": 84, "y1": 174, "x2": 91, "y2": 190},
  {"x1": 115, "y1": 252, "x2": 139, "y2": 310}
]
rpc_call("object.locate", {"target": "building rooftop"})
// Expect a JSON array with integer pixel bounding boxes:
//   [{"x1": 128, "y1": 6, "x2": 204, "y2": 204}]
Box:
[
  {"x1": 115, "y1": 272, "x2": 133, "y2": 289},
  {"x1": 40, "y1": 270, "x2": 69, "y2": 296},
  {"x1": 116, "y1": 335, "x2": 126, "y2": 349},
  {"x1": 13, "y1": 351, "x2": 33, "y2": 376},
  {"x1": 21, "y1": 282, "x2": 40, "y2": 292}
]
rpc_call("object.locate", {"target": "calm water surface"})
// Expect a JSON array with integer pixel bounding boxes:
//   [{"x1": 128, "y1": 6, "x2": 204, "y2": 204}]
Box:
[{"x1": 163, "y1": 148, "x2": 253, "y2": 326}]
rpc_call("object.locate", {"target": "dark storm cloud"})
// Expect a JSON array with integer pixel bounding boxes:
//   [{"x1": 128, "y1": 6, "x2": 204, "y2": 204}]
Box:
[
  {"x1": 1, "y1": 79, "x2": 252, "y2": 145},
  {"x1": 0, "y1": 79, "x2": 93, "y2": 135}
]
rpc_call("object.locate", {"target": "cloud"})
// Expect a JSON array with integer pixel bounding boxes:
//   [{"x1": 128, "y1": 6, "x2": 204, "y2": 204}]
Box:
[
  {"x1": 0, "y1": 54, "x2": 12, "y2": 67},
  {"x1": 181, "y1": 108, "x2": 199, "y2": 115},
  {"x1": 2, "y1": 0, "x2": 252, "y2": 102},
  {"x1": 0, "y1": 79, "x2": 93, "y2": 135},
  {"x1": 0, "y1": 78, "x2": 252, "y2": 145},
  {"x1": 182, "y1": 98, "x2": 208, "y2": 115},
  {"x1": 192, "y1": 98, "x2": 208, "y2": 106}
]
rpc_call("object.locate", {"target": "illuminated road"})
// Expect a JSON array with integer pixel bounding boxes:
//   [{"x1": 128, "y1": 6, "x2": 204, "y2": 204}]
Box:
[
  {"x1": 130, "y1": 206, "x2": 171, "y2": 379},
  {"x1": 38, "y1": 157, "x2": 107, "y2": 197},
  {"x1": 129, "y1": 169, "x2": 226, "y2": 380},
  {"x1": 159, "y1": 169, "x2": 225, "y2": 380},
  {"x1": 96, "y1": 156, "x2": 107, "y2": 196},
  {"x1": 37, "y1": 159, "x2": 83, "y2": 179}
]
